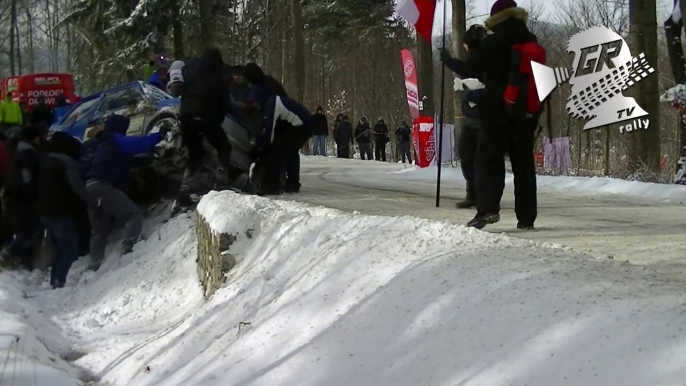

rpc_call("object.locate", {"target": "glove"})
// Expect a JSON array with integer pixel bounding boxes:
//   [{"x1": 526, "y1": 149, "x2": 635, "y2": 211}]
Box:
[
  {"x1": 250, "y1": 147, "x2": 263, "y2": 160},
  {"x1": 93, "y1": 198, "x2": 104, "y2": 218},
  {"x1": 439, "y1": 48, "x2": 452, "y2": 63},
  {"x1": 158, "y1": 125, "x2": 172, "y2": 137}
]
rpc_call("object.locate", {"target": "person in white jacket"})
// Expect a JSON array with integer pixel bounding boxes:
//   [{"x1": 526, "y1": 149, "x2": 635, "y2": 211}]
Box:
[{"x1": 167, "y1": 60, "x2": 185, "y2": 97}]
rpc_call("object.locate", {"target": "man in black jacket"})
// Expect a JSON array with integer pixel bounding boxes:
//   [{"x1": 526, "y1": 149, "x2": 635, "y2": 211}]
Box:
[
  {"x1": 440, "y1": 0, "x2": 538, "y2": 230},
  {"x1": 0, "y1": 125, "x2": 44, "y2": 269},
  {"x1": 334, "y1": 116, "x2": 353, "y2": 159},
  {"x1": 373, "y1": 118, "x2": 389, "y2": 162},
  {"x1": 38, "y1": 132, "x2": 101, "y2": 288},
  {"x1": 354, "y1": 117, "x2": 373, "y2": 160},
  {"x1": 31, "y1": 97, "x2": 53, "y2": 128},
  {"x1": 177, "y1": 48, "x2": 235, "y2": 208},
  {"x1": 395, "y1": 121, "x2": 413, "y2": 164},
  {"x1": 244, "y1": 63, "x2": 288, "y2": 97},
  {"x1": 312, "y1": 106, "x2": 328, "y2": 156}
]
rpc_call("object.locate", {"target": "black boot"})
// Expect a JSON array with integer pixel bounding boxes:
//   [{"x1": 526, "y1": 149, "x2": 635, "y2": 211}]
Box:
[
  {"x1": 467, "y1": 213, "x2": 500, "y2": 230},
  {"x1": 456, "y1": 183, "x2": 477, "y2": 209},
  {"x1": 517, "y1": 222, "x2": 535, "y2": 230}
]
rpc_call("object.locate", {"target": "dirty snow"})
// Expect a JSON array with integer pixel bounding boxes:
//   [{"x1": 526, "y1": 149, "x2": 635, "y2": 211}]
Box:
[{"x1": 0, "y1": 191, "x2": 684, "y2": 385}]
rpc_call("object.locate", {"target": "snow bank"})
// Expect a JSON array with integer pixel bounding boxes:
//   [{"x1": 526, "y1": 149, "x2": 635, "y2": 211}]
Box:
[
  {"x1": 3, "y1": 193, "x2": 686, "y2": 385},
  {"x1": 395, "y1": 165, "x2": 686, "y2": 203}
]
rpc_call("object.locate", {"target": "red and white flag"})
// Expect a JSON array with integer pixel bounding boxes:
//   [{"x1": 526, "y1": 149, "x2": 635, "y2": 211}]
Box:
[{"x1": 396, "y1": 0, "x2": 437, "y2": 43}]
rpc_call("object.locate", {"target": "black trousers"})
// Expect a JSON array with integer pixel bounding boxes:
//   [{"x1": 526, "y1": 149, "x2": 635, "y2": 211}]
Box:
[
  {"x1": 337, "y1": 146, "x2": 350, "y2": 159},
  {"x1": 261, "y1": 124, "x2": 312, "y2": 191},
  {"x1": 374, "y1": 140, "x2": 387, "y2": 161},
  {"x1": 4, "y1": 197, "x2": 42, "y2": 269},
  {"x1": 475, "y1": 117, "x2": 537, "y2": 225},
  {"x1": 180, "y1": 117, "x2": 233, "y2": 174},
  {"x1": 459, "y1": 125, "x2": 479, "y2": 200}
]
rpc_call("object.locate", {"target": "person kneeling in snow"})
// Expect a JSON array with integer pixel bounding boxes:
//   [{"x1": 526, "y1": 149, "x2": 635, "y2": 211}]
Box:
[
  {"x1": 39, "y1": 132, "x2": 102, "y2": 288},
  {"x1": 86, "y1": 115, "x2": 169, "y2": 271},
  {"x1": 248, "y1": 86, "x2": 313, "y2": 195}
]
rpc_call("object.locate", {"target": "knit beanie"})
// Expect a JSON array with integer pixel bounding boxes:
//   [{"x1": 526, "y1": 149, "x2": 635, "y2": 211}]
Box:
[
  {"x1": 20, "y1": 125, "x2": 43, "y2": 142},
  {"x1": 490, "y1": 0, "x2": 517, "y2": 16}
]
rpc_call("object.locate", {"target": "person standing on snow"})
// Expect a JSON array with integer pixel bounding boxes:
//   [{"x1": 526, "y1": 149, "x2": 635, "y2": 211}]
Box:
[
  {"x1": 373, "y1": 118, "x2": 389, "y2": 162},
  {"x1": 0, "y1": 93, "x2": 23, "y2": 131},
  {"x1": 86, "y1": 114, "x2": 169, "y2": 271},
  {"x1": 52, "y1": 94, "x2": 72, "y2": 125},
  {"x1": 31, "y1": 97, "x2": 52, "y2": 128},
  {"x1": 38, "y1": 132, "x2": 101, "y2": 288},
  {"x1": 450, "y1": 24, "x2": 488, "y2": 210},
  {"x1": 395, "y1": 120, "x2": 413, "y2": 164},
  {"x1": 247, "y1": 85, "x2": 313, "y2": 195},
  {"x1": 354, "y1": 117, "x2": 373, "y2": 160},
  {"x1": 334, "y1": 115, "x2": 353, "y2": 159},
  {"x1": 439, "y1": 0, "x2": 541, "y2": 230},
  {"x1": 312, "y1": 107, "x2": 328, "y2": 156},
  {"x1": 175, "y1": 48, "x2": 237, "y2": 208},
  {"x1": 0, "y1": 125, "x2": 46, "y2": 269}
]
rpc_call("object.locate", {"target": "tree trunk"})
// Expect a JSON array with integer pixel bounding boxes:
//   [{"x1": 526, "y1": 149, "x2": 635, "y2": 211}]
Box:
[
  {"x1": 290, "y1": 0, "x2": 305, "y2": 103},
  {"x1": 198, "y1": 0, "x2": 215, "y2": 49},
  {"x1": 15, "y1": 18, "x2": 21, "y2": 75},
  {"x1": 416, "y1": 34, "x2": 434, "y2": 116},
  {"x1": 452, "y1": 0, "x2": 467, "y2": 158},
  {"x1": 27, "y1": 8, "x2": 35, "y2": 74},
  {"x1": 630, "y1": 0, "x2": 661, "y2": 177},
  {"x1": 9, "y1": 0, "x2": 16, "y2": 76},
  {"x1": 171, "y1": 0, "x2": 184, "y2": 58},
  {"x1": 665, "y1": 0, "x2": 686, "y2": 182}
]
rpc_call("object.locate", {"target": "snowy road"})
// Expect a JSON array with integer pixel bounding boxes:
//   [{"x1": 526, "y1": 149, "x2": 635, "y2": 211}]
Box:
[{"x1": 290, "y1": 157, "x2": 686, "y2": 281}]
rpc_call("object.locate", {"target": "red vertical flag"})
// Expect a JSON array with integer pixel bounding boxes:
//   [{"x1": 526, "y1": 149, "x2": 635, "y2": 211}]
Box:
[
  {"x1": 396, "y1": 0, "x2": 437, "y2": 43},
  {"x1": 400, "y1": 49, "x2": 420, "y2": 120}
]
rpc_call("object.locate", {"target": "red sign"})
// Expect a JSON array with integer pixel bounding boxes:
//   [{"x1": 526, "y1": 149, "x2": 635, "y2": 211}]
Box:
[
  {"x1": 0, "y1": 73, "x2": 76, "y2": 111},
  {"x1": 413, "y1": 116, "x2": 434, "y2": 168},
  {"x1": 401, "y1": 49, "x2": 420, "y2": 120}
]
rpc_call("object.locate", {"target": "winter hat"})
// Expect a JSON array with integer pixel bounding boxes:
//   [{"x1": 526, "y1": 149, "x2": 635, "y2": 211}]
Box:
[
  {"x1": 244, "y1": 63, "x2": 266, "y2": 85},
  {"x1": 247, "y1": 85, "x2": 273, "y2": 106},
  {"x1": 316, "y1": 106, "x2": 323, "y2": 113},
  {"x1": 51, "y1": 131, "x2": 82, "y2": 160},
  {"x1": 20, "y1": 125, "x2": 43, "y2": 142},
  {"x1": 490, "y1": 0, "x2": 517, "y2": 16},
  {"x1": 463, "y1": 24, "x2": 487, "y2": 49}
]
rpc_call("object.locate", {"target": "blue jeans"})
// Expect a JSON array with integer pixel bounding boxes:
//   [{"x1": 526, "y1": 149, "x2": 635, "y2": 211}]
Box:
[
  {"x1": 41, "y1": 217, "x2": 79, "y2": 287},
  {"x1": 312, "y1": 135, "x2": 327, "y2": 156}
]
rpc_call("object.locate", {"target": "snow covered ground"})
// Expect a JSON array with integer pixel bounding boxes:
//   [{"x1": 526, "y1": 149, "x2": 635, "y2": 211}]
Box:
[
  {"x1": 292, "y1": 157, "x2": 686, "y2": 281},
  {"x1": 0, "y1": 185, "x2": 685, "y2": 385}
]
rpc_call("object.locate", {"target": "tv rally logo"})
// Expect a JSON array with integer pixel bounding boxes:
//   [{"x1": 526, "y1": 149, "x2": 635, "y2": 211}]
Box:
[{"x1": 532, "y1": 26, "x2": 655, "y2": 134}]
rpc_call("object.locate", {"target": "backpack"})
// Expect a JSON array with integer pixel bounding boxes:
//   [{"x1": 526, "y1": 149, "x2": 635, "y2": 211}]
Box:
[{"x1": 504, "y1": 42, "x2": 546, "y2": 119}]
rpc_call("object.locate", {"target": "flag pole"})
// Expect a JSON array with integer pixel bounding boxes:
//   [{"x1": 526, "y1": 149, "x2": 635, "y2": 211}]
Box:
[{"x1": 435, "y1": 0, "x2": 447, "y2": 208}]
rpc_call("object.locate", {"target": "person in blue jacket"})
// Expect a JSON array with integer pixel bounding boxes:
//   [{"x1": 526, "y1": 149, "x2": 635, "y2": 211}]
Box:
[
  {"x1": 85, "y1": 114, "x2": 169, "y2": 271},
  {"x1": 247, "y1": 85, "x2": 313, "y2": 195},
  {"x1": 147, "y1": 65, "x2": 169, "y2": 92},
  {"x1": 52, "y1": 94, "x2": 72, "y2": 125}
]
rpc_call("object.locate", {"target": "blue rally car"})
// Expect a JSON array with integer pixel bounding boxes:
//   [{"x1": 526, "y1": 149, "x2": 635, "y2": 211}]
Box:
[{"x1": 48, "y1": 80, "x2": 257, "y2": 202}]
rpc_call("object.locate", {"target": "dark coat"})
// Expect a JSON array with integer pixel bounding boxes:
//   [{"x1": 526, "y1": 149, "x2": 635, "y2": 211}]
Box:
[
  {"x1": 312, "y1": 113, "x2": 328, "y2": 136},
  {"x1": 244, "y1": 63, "x2": 288, "y2": 98},
  {"x1": 334, "y1": 121, "x2": 353, "y2": 146},
  {"x1": 395, "y1": 124, "x2": 412, "y2": 143},
  {"x1": 180, "y1": 48, "x2": 232, "y2": 126},
  {"x1": 31, "y1": 103, "x2": 52, "y2": 127},
  {"x1": 4, "y1": 141, "x2": 41, "y2": 205},
  {"x1": 354, "y1": 122, "x2": 372, "y2": 143},
  {"x1": 86, "y1": 115, "x2": 162, "y2": 190},
  {"x1": 373, "y1": 122, "x2": 389, "y2": 143},
  {"x1": 442, "y1": 7, "x2": 536, "y2": 131},
  {"x1": 38, "y1": 132, "x2": 98, "y2": 219}
]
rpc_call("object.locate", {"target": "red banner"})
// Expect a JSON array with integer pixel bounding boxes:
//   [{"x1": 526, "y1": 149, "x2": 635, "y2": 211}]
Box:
[
  {"x1": 413, "y1": 116, "x2": 435, "y2": 168},
  {"x1": 401, "y1": 49, "x2": 420, "y2": 120},
  {"x1": 0, "y1": 73, "x2": 76, "y2": 111}
]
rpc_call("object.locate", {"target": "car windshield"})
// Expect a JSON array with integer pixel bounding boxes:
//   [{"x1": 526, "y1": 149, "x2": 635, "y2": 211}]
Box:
[
  {"x1": 142, "y1": 83, "x2": 173, "y2": 102},
  {"x1": 59, "y1": 97, "x2": 100, "y2": 128},
  {"x1": 97, "y1": 87, "x2": 143, "y2": 116}
]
